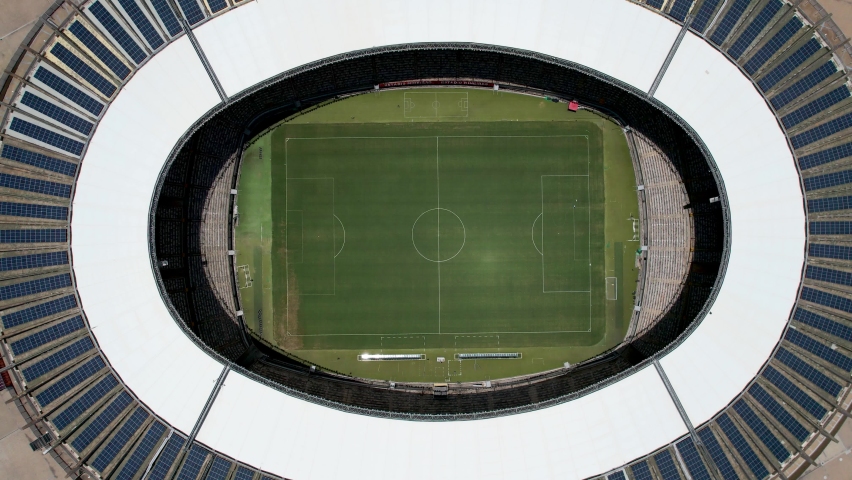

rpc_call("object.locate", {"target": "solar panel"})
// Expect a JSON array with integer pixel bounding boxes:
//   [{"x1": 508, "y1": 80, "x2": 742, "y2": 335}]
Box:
[
  {"x1": 89, "y1": 2, "x2": 147, "y2": 64},
  {"x1": 758, "y1": 39, "x2": 822, "y2": 91},
  {"x1": 147, "y1": 434, "x2": 186, "y2": 480},
  {"x1": 0, "y1": 200, "x2": 68, "y2": 220},
  {"x1": 1, "y1": 294, "x2": 76, "y2": 329},
  {"x1": 782, "y1": 86, "x2": 851, "y2": 129},
  {"x1": 115, "y1": 0, "x2": 164, "y2": 50},
  {"x1": 775, "y1": 347, "x2": 842, "y2": 396},
  {"x1": 691, "y1": 0, "x2": 721, "y2": 33},
  {"x1": 675, "y1": 437, "x2": 712, "y2": 480},
  {"x1": 20, "y1": 91, "x2": 94, "y2": 136},
  {"x1": 149, "y1": 0, "x2": 182, "y2": 36},
  {"x1": 653, "y1": 450, "x2": 681, "y2": 480},
  {"x1": 646, "y1": 0, "x2": 664, "y2": 9},
  {"x1": 0, "y1": 250, "x2": 68, "y2": 272},
  {"x1": 744, "y1": 17, "x2": 803, "y2": 75},
  {"x1": 177, "y1": 0, "x2": 206, "y2": 25},
  {"x1": 33, "y1": 67, "x2": 104, "y2": 116},
  {"x1": 0, "y1": 172, "x2": 72, "y2": 198},
  {"x1": 176, "y1": 444, "x2": 210, "y2": 480},
  {"x1": 90, "y1": 406, "x2": 149, "y2": 472},
  {"x1": 807, "y1": 195, "x2": 852, "y2": 213},
  {"x1": 50, "y1": 43, "x2": 116, "y2": 97},
  {"x1": 70, "y1": 391, "x2": 133, "y2": 453},
  {"x1": 207, "y1": 0, "x2": 228, "y2": 13},
  {"x1": 710, "y1": 0, "x2": 751, "y2": 46},
  {"x1": 0, "y1": 273, "x2": 72, "y2": 302},
  {"x1": 727, "y1": 0, "x2": 782, "y2": 59},
  {"x1": 696, "y1": 428, "x2": 740, "y2": 480},
  {"x1": 112, "y1": 421, "x2": 167, "y2": 480},
  {"x1": 748, "y1": 383, "x2": 810, "y2": 442},
  {"x1": 793, "y1": 112, "x2": 852, "y2": 149},
  {"x1": 204, "y1": 456, "x2": 232, "y2": 480},
  {"x1": 810, "y1": 230, "x2": 833, "y2": 249},
  {"x1": 8, "y1": 118, "x2": 84, "y2": 156},
  {"x1": 716, "y1": 414, "x2": 769, "y2": 479},
  {"x1": 804, "y1": 169, "x2": 852, "y2": 191},
  {"x1": 801, "y1": 286, "x2": 852, "y2": 314},
  {"x1": 10, "y1": 315, "x2": 84, "y2": 355},
  {"x1": 668, "y1": 0, "x2": 693, "y2": 22},
  {"x1": 806, "y1": 265, "x2": 852, "y2": 287},
  {"x1": 607, "y1": 470, "x2": 627, "y2": 480},
  {"x1": 35, "y1": 356, "x2": 104, "y2": 406},
  {"x1": 785, "y1": 328, "x2": 852, "y2": 371},
  {"x1": 732, "y1": 400, "x2": 790, "y2": 462},
  {"x1": 762, "y1": 365, "x2": 828, "y2": 420},
  {"x1": 629, "y1": 461, "x2": 654, "y2": 480},
  {"x1": 771, "y1": 61, "x2": 838, "y2": 110},
  {"x1": 51, "y1": 374, "x2": 118, "y2": 430},
  {"x1": 67, "y1": 21, "x2": 130, "y2": 79},
  {"x1": 0, "y1": 229, "x2": 67, "y2": 244},
  {"x1": 0, "y1": 144, "x2": 77, "y2": 176},
  {"x1": 232, "y1": 466, "x2": 256, "y2": 480},
  {"x1": 21, "y1": 336, "x2": 93, "y2": 381},
  {"x1": 794, "y1": 307, "x2": 852, "y2": 342}
]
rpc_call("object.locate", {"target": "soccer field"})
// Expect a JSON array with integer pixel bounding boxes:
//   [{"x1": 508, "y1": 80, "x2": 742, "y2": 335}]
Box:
[{"x1": 235, "y1": 89, "x2": 639, "y2": 382}]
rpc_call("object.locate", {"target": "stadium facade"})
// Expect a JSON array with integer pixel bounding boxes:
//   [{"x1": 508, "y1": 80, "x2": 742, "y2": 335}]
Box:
[{"x1": 0, "y1": 0, "x2": 849, "y2": 479}]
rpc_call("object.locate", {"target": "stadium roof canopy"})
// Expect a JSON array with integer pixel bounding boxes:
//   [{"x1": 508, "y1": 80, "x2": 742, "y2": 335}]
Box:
[{"x1": 2, "y1": 0, "x2": 810, "y2": 478}]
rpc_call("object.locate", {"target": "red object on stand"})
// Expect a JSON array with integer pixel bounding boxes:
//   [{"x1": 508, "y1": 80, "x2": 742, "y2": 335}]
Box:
[{"x1": 568, "y1": 100, "x2": 579, "y2": 112}]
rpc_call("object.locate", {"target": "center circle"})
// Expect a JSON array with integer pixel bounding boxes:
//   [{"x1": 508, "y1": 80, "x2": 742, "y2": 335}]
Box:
[{"x1": 412, "y1": 208, "x2": 466, "y2": 263}]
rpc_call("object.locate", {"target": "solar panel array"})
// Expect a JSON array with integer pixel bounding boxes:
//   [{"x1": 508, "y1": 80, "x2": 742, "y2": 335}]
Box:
[
  {"x1": 806, "y1": 194, "x2": 852, "y2": 213},
  {"x1": 668, "y1": 0, "x2": 694, "y2": 22},
  {"x1": 89, "y1": 1, "x2": 147, "y2": 65},
  {"x1": 207, "y1": 0, "x2": 229, "y2": 14},
  {"x1": 147, "y1": 434, "x2": 186, "y2": 480},
  {"x1": 733, "y1": 400, "x2": 790, "y2": 462},
  {"x1": 806, "y1": 264, "x2": 852, "y2": 287},
  {"x1": 691, "y1": 0, "x2": 722, "y2": 33},
  {"x1": 0, "y1": 229, "x2": 67, "y2": 244},
  {"x1": 8, "y1": 118, "x2": 84, "y2": 156},
  {"x1": 762, "y1": 365, "x2": 828, "y2": 419},
  {"x1": 0, "y1": 273, "x2": 72, "y2": 302},
  {"x1": 33, "y1": 67, "x2": 104, "y2": 116},
  {"x1": 0, "y1": 144, "x2": 77, "y2": 176},
  {"x1": 0, "y1": 294, "x2": 77, "y2": 329},
  {"x1": 794, "y1": 307, "x2": 852, "y2": 342},
  {"x1": 51, "y1": 374, "x2": 118, "y2": 430},
  {"x1": 775, "y1": 347, "x2": 842, "y2": 396},
  {"x1": 771, "y1": 61, "x2": 838, "y2": 110},
  {"x1": 792, "y1": 111, "x2": 852, "y2": 148},
  {"x1": 696, "y1": 428, "x2": 740, "y2": 480},
  {"x1": 177, "y1": 444, "x2": 210, "y2": 480},
  {"x1": 112, "y1": 421, "x2": 167, "y2": 480},
  {"x1": 653, "y1": 449, "x2": 681, "y2": 480},
  {"x1": 90, "y1": 406, "x2": 149, "y2": 472},
  {"x1": 177, "y1": 0, "x2": 206, "y2": 26},
  {"x1": 804, "y1": 168, "x2": 852, "y2": 191},
  {"x1": 809, "y1": 243, "x2": 852, "y2": 260},
  {"x1": 744, "y1": 17, "x2": 803, "y2": 75},
  {"x1": 204, "y1": 456, "x2": 232, "y2": 480},
  {"x1": 727, "y1": 0, "x2": 782, "y2": 59},
  {"x1": 70, "y1": 391, "x2": 133, "y2": 453},
  {"x1": 21, "y1": 336, "x2": 93, "y2": 381},
  {"x1": 801, "y1": 286, "x2": 852, "y2": 314},
  {"x1": 710, "y1": 0, "x2": 752, "y2": 46},
  {"x1": 149, "y1": 0, "x2": 183, "y2": 36},
  {"x1": 782, "y1": 86, "x2": 851, "y2": 128},
  {"x1": 35, "y1": 356, "x2": 105, "y2": 406},
  {"x1": 716, "y1": 413, "x2": 769, "y2": 479},
  {"x1": 68, "y1": 21, "x2": 130, "y2": 80},
  {"x1": 799, "y1": 141, "x2": 852, "y2": 169},
  {"x1": 19, "y1": 92, "x2": 94, "y2": 135},
  {"x1": 675, "y1": 437, "x2": 712, "y2": 480},
  {"x1": 748, "y1": 383, "x2": 810, "y2": 441},
  {"x1": 0, "y1": 250, "x2": 68, "y2": 272},
  {"x1": 232, "y1": 466, "x2": 257, "y2": 480},
  {"x1": 115, "y1": 0, "x2": 164, "y2": 50},
  {"x1": 9, "y1": 315, "x2": 84, "y2": 355},
  {"x1": 0, "y1": 172, "x2": 71, "y2": 198},
  {"x1": 785, "y1": 328, "x2": 852, "y2": 371},
  {"x1": 758, "y1": 39, "x2": 822, "y2": 91},
  {"x1": 50, "y1": 43, "x2": 116, "y2": 97}
]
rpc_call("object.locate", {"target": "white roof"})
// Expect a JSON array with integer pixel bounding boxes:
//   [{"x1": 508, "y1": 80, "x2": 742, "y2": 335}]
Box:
[{"x1": 69, "y1": 1, "x2": 805, "y2": 478}]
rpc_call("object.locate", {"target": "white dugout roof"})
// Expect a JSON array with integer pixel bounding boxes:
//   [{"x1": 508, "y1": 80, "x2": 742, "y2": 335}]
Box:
[{"x1": 69, "y1": 0, "x2": 804, "y2": 478}]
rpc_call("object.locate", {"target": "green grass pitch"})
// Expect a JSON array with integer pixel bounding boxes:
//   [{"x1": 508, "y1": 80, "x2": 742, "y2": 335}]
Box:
[{"x1": 235, "y1": 88, "x2": 639, "y2": 383}]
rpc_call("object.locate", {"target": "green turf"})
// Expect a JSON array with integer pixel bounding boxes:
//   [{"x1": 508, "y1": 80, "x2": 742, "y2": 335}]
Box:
[{"x1": 235, "y1": 89, "x2": 640, "y2": 382}]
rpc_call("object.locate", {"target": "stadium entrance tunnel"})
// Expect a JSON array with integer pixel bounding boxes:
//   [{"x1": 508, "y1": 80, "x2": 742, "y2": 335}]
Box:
[{"x1": 151, "y1": 44, "x2": 728, "y2": 419}]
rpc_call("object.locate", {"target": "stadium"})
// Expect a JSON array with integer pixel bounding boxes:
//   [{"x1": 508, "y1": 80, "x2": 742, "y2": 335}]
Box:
[{"x1": 0, "y1": 0, "x2": 850, "y2": 479}]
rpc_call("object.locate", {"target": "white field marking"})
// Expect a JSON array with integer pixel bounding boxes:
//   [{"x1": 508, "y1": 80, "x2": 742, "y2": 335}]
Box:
[
  {"x1": 531, "y1": 213, "x2": 543, "y2": 255},
  {"x1": 290, "y1": 329, "x2": 594, "y2": 336},
  {"x1": 284, "y1": 134, "x2": 586, "y2": 140},
  {"x1": 334, "y1": 214, "x2": 346, "y2": 258},
  {"x1": 411, "y1": 207, "x2": 466, "y2": 263},
  {"x1": 540, "y1": 175, "x2": 592, "y2": 293},
  {"x1": 437, "y1": 136, "x2": 440, "y2": 334}
]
